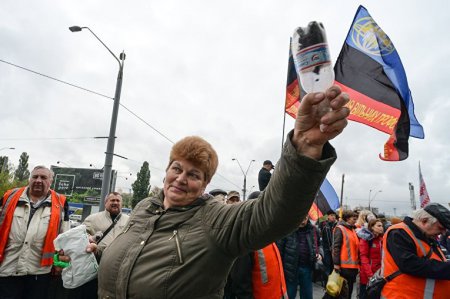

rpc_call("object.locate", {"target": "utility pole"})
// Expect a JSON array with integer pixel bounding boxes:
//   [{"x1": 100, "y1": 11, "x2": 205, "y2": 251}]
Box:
[
  {"x1": 409, "y1": 182, "x2": 416, "y2": 210},
  {"x1": 232, "y1": 158, "x2": 255, "y2": 200},
  {"x1": 69, "y1": 26, "x2": 126, "y2": 211},
  {"x1": 339, "y1": 174, "x2": 345, "y2": 219}
]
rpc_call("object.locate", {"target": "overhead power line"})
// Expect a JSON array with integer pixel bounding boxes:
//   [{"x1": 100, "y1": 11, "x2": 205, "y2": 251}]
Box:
[
  {"x1": 0, "y1": 58, "x2": 174, "y2": 144},
  {"x1": 0, "y1": 136, "x2": 104, "y2": 141},
  {"x1": 0, "y1": 59, "x2": 113, "y2": 100},
  {"x1": 0, "y1": 57, "x2": 237, "y2": 187}
]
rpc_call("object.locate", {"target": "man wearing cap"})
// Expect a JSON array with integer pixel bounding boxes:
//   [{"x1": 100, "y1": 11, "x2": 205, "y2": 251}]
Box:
[
  {"x1": 209, "y1": 189, "x2": 227, "y2": 204},
  {"x1": 381, "y1": 203, "x2": 450, "y2": 298},
  {"x1": 258, "y1": 160, "x2": 274, "y2": 191},
  {"x1": 226, "y1": 191, "x2": 240, "y2": 205}
]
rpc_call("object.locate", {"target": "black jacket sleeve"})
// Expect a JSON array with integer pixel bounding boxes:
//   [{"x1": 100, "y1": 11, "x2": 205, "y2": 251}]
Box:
[
  {"x1": 386, "y1": 229, "x2": 450, "y2": 280},
  {"x1": 332, "y1": 227, "x2": 343, "y2": 266},
  {"x1": 230, "y1": 254, "x2": 254, "y2": 299}
]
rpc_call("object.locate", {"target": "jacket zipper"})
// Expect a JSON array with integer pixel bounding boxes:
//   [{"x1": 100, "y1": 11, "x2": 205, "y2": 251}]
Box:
[{"x1": 169, "y1": 230, "x2": 184, "y2": 264}]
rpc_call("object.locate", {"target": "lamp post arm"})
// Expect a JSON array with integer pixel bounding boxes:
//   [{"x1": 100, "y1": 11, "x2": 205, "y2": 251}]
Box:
[
  {"x1": 83, "y1": 27, "x2": 121, "y2": 67},
  {"x1": 234, "y1": 159, "x2": 245, "y2": 176},
  {"x1": 244, "y1": 160, "x2": 255, "y2": 176}
]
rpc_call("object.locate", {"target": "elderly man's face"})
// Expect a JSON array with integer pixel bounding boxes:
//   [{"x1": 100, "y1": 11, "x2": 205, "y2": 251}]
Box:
[
  {"x1": 105, "y1": 194, "x2": 123, "y2": 216},
  {"x1": 422, "y1": 219, "x2": 446, "y2": 237},
  {"x1": 29, "y1": 168, "x2": 52, "y2": 198}
]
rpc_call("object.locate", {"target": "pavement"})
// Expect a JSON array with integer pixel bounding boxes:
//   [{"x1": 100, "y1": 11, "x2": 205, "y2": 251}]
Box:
[{"x1": 296, "y1": 282, "x2": 358, "y2": 298}]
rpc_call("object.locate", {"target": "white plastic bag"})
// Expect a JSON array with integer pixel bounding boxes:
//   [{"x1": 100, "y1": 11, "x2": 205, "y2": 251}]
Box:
[{"x1": 53, "y1": 224, "x2": 98, "y2": 289}]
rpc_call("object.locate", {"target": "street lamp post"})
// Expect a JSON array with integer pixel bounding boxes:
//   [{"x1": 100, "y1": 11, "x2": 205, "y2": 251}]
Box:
[
  {"x1": 368, "y1": 189, "x2": 382, "y2": 211},
  {"x1": 232, "y1": 158, "x2": 255, "y2": 200},
  {"x1": 69, "y1": 26, "x2": 126, "y2": 212}
]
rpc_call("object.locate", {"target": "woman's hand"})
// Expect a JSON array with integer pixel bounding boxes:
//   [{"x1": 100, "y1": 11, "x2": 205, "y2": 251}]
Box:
[
  {"x1": 55, "y1": 238, "x2": 98, "y2": 267},
  {"x1": 292, "y1": 85, "x2": 350, "y2": 159}
]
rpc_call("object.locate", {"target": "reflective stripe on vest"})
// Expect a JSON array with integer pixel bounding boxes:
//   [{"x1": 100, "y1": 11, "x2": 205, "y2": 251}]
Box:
[
  {"x1": 252, "y1": 243, "x2": 288, "y2": 299},
  {"x1": 256, "y1": 249, "x2": 269, "y2": 284}
]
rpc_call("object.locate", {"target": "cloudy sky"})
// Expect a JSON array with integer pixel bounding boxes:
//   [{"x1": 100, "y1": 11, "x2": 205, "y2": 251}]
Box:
[{"x1": 1, "y1": 0, "x2": 449, "y2": 215}]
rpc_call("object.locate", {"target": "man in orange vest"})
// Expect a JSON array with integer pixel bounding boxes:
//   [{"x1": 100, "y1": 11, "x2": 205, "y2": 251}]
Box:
[
  {"x1": 224, "y1": 191, "x2": 288, "y2": 299},
  {"x1": 332, "y1": 210, "x2": 359, "y2": 299},
  {"x1": 381, "y1": 203, "x2": 450, "y2": 298},
  {"x1": 0, "y1": 166, "x2": 69, "y2": 299}
]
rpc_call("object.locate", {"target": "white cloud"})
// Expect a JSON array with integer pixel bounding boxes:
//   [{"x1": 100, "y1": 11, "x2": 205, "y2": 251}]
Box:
[{"x1": 1, "y1": 0, "x2": 449, "y2": 216}]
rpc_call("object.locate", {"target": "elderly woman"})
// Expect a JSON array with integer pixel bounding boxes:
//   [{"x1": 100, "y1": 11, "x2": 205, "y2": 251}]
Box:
[{"x1": 62, "y1": 86, "x2": 349, "y2": 298}]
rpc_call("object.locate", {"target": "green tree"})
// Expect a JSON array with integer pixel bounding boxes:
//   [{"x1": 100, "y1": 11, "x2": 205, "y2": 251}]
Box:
[
  {"x1": 131, "y1": 161, "x2": 151, "y2": 208},
  {"x1": 121, "y1": 192, "x2": 133, "y2": 208},
  {"x1": 14, "y1": 152, "x2": 30, "y2": 182},
  {"x1": 0, "y1": 171, "x2": 15, "y2": 197},
  {"x1": 0, "y1": 156, "x2": 9, "y2": 174},
  {"x1": 0, "y1": 163, "x2": 27, "y2": 197}
]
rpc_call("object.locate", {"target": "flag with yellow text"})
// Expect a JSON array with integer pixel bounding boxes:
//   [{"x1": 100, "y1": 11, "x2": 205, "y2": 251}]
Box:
[
  {"x1": 285, "y1": 6, "x2": 425, "y2": 161},
  {"x1": 334, "y1": 5, "x2": 424, "y2": 160}
]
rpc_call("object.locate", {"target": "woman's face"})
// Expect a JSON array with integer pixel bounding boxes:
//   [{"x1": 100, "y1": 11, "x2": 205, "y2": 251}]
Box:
[
  {"x1": 163, "y1": 159, "x2": 208, "y2": 208},
  {"x1": 372, "y1": 221, "x2": 384, "y2": 235}
]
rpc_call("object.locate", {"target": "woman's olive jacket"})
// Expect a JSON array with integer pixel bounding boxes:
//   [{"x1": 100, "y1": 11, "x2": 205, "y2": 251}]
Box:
[{"x1": 98, "y1": 135, "x2": 336, "y2": 299}]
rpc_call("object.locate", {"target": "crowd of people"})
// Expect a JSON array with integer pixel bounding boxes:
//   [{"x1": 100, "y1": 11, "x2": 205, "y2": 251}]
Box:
[{"x1": 0, "y1": 85, "x2": 449, "y2": 299}]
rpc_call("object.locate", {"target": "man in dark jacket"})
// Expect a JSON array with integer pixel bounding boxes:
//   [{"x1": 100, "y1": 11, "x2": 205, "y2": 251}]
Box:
[
  {"x1": 277, "y1": 216, "x2": 322, "y2": 299},
  {"x1": 258, "y1": 160, "x2": 274, "y2": 191},
  {"x1": 319, "y1": 210, "x2": 337, "y2": 275}
]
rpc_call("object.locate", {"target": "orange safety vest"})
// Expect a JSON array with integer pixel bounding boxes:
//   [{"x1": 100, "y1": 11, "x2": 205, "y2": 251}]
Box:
[
  {"x1": 252, "y1": 243, "x2": 288, "y2": 299},
  {"x1": 336, "y1": 225, "x2": 359, "y2": 269},
  {"x1": 381, "y1": 222, "x2": 450, "y2": 299},
  {"x1": 0, "y1": 187, "x2": 66, "y2": 266}
]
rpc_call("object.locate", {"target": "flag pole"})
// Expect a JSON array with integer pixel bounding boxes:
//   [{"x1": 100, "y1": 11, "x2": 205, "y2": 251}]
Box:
[
  {"x1": 316, "y1": 191, "x2": 320, "y2": 222},
  {"x1": 281, "y1": 111, "x2": 286, "y2": 153},
  {"x1": 339, "y1": 174, "x2": 345, "y2": 219}
]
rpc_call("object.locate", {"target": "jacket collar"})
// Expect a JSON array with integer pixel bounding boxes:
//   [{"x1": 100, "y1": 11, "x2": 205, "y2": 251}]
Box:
[
  {"x1": 147, "y1": 191, "x2": 210, "y2": 212},
  {"x1": 20, "y1": 187, "x2": 52, "y2": 205},
  {"x1": 338, "y1": 220, "x2": 356, "y2": 230}
]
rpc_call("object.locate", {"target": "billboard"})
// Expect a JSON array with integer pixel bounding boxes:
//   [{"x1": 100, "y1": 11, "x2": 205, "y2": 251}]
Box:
[{"x1": 50, "y1": 166, "x2": 117, "y2": 206}]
